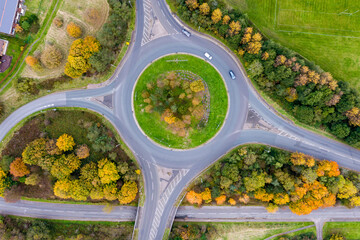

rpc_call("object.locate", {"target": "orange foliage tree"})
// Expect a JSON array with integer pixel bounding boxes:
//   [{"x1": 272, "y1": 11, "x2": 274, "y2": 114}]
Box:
[
  {"x1": 9, "y1": 158, "x2": 29, "y2": 177},
  {"x1": 215, "y1": 195, "x2": 226, "y2": 205},
  {"x1": 316, "y1": 160, "x2": 340, "y2": 177},
  {"x1": 186, "y1": 190, "x2": 202, "y2": 205}
]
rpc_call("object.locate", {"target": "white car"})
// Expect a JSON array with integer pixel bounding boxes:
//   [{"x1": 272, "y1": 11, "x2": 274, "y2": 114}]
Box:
[{"x1": 204, "y1": 52, "x2": 212, "y2": 60}]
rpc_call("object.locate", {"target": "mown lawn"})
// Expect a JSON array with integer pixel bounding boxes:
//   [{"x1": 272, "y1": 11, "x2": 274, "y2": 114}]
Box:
[
  {"x1": 226, "y1": 0, "x2": 360, "y2": 91},
  {"x1": 134, "y1": 54, "x2": 228, "y2": 149},
  {"x1": 323, "y1": 222, "x2": 360, "y2": 240}
]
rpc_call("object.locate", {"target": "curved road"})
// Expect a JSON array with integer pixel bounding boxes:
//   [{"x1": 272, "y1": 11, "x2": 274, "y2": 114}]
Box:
[{"x1": 0, "y1": 0, "x2": 360, "y2": 239}]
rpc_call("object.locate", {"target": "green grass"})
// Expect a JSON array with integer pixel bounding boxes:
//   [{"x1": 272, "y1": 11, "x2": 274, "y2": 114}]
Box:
[
  {"x1": 227, "y1": 0, "x2": 360, "y2": 91},
  {"x1": 323, "y1": 222, "x2": 360, "y2": 240},
  {"x1": 2, "y1": 215, "x2": 134, "y2": 239},
  {"x1": 273, "y1": 226, "x2": 316, "y2": 240},
  {"x1": 171, "y1": 222, "x2": 313, "y2": 240},
  {"x1": 134, "y1": 54, "x2": 228, "y2": 149}
]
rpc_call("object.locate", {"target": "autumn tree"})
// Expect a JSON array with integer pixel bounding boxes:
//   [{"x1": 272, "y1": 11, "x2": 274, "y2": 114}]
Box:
[
  {"x1": 316, "y1": 160, "x2": 340, "y2": 177},
  {"x1": 69, "y1": 179, "x2": 90, "y2": 201},
  {"x1": 254, "y1": 188, "x2": 274, "y2": 202},
  {"x1": 228, "y1": 21, "x2": 241, "y2": 36},
  {"x1": 273, "y1": 193, "x2": 290, "y2": 205},
  {"x1": 346, "y1": 107, "x2": 360, "y2": 127},
  {"x1": 185, "y1": 0, "x2": 198, "y2": 10},
  {"x1": 266, "y1": 203, "x2": 279, "y2": 213},
  {"x1": 215, "y1": 195, "x2": 226, "y2": 205},
  {"x1": 9, "y1": 157, "x2": 29, "y2": 177},
  {"x1": 243, "y1": 172, "x2": 266, "y2": 192},
  {"x1": 103, "y1": 183, "x2": 118, "y2": 200},
  {"x1": 25, "y1": 173, "x2": 40, "y2": 186},
  {"x1": 201, "y1": 188, "x2": 212, "y2": 203},
  {"x1": 186, "y1": 190, "x2": 202, "y2": 205},
  {"x1": 211, "y1": 9, "x2": 222, "y2": 24},
  {"x1": 45, "y1": 139, "x2": 62, "y2": 155},
  {"x1": 80, "y1": 162, "x2": 99, "y2": 186},
  {"x1": 54, "y1": 179, "x2": 72, "y2": 199},
  {"x1": 90, "y1": 187, "x2": 104, "y2": 200},
  {"x1": 66, "y1": 22, "x2": 82, "y2": 38},
  {"x1": 40, "y1": 45, "x2": 63, "y2": 69},
  {"x1": 76, "y1": 144, "x2": 90, "y2": 159},
  {"x1": 222, "y1": 15, "x2": 230, "y2": 25},
  {"x1": 51, "y1": 154, "x2": 81, "y2": 179},
  {"x1": 228, "y1": 198, "x2": 236, "y2": 205},
  {"x1": 98, "y1": 158, "x2": 120, "y2": 184},
  {"x1": 25, "y1": 56, "x2": 38, "y2": 67},
  {"x1": 64, "y1": 36, "x2": 100, "y2": 78},
  {"x1": 22, "y1": 138, "x2": 54, "y2": 171},
  {"x1": 189, "y1": 80, "x2": 205, "y2": 92},
  {"x1": 118, "y1": 181, "x2": 138, "y2": 204},
  {"x1": 337, "y1": 179, "x2": 358, "y2": 199},
  {"x1": 56, "y1": 134, "x2": 76, "y2": 152},
  {"x1": 199, "y1": 3, "x2": 210, "y2": 15}
]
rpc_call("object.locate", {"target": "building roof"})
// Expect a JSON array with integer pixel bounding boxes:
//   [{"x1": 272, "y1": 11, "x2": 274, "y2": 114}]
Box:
[
  {"x1": 0, "y1": 39, "x2": 8, "y2": 56},
  {"x1": 0, "y1": 0, "x2": 20, "y2": 35}
]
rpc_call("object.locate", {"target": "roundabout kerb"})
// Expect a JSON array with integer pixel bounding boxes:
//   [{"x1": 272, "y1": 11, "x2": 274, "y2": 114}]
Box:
[{"x1": 131, "y1": 52, "x2": 230, "y2": 151}]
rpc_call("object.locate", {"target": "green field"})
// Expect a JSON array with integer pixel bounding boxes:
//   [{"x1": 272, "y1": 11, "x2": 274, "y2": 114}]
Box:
[
  {"x1": 134, "y1": 54, "x2": 228, "y2": 149},
  {"x1": 323, "y1": 222, "x2": 360, "y2": 240},
  {"x1": 227, "y1": 0, "x2": 360, "y2": 90}
]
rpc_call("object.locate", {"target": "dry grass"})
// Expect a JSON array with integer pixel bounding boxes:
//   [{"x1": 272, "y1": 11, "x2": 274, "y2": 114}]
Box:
[{"x1": 20, "y1": 0, "x2": 109, "y2": 79}]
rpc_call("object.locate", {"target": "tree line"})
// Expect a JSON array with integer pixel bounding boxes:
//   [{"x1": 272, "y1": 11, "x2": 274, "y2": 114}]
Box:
[
  {"x1": 186, "y1": 145, "x2": 360, "y2": 215},
  {"x1": 174, "y1": 0, "x2": 360, "y2": 147}
]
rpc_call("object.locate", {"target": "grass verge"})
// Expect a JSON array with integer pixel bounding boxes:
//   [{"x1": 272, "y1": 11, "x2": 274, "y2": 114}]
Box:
[{"x1": 323, "y1": 222, "x2": 360, "y2": 240}]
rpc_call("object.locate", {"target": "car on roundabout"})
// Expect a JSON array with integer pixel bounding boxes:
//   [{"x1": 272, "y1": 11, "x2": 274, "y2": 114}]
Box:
[
  {"x1": 204, "y1": 52, "x2": 212, "y2": 60},
  {"x1": 229, "y1": 70, "x2": 236, "y2": 80}
]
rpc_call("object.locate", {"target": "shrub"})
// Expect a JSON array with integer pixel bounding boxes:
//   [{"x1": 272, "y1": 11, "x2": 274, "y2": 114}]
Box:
[
  {"x1": 66, "y1": 22, "x2": 82, "y2": 38},
  {"x1": 40, "y1": 45, "x2": 63, "y2": 69},
  {"x1": 53, "y1": 17, "x2": 63, "y2": 28}
]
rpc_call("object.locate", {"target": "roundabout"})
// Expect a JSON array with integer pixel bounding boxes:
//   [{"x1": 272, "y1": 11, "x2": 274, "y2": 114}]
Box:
[{"x1": 133, "y1": 54, "x2": 228, "y2": 149}]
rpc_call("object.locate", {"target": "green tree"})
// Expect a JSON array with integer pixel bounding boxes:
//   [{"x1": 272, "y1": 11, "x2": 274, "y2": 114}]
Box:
[
  {"x1": 331, "y1": 123, "x2": 351, "y2": 139},
  {"x1": 0, "y1": 155, "x2": 14, "y2": 172},
  {"x1": 51, "y1": 154, "x2": 81, "y2": 179},
  {"x1": 26, "y1": 221, "x2": 51, "y2": 240},
  {"x1": 243, "y1": 172, "x2": 266, "y2": 192}
]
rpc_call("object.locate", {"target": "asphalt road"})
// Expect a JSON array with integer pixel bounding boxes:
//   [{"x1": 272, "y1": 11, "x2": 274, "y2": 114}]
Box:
[{"x1": 0, "y1": 0, "x2": 359, "y2": 239}]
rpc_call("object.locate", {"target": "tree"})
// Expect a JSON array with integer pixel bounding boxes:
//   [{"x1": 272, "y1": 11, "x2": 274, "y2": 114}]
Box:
[
  {"x1": 189, "y1": 80, "x2": 205, "y2": 92},
  {"x1": 45, "y1": 139, "x2": 62, "y2": 155},
  {"x1": 22, "y1": 138, "x2": 54, "y2": 171},
  {"x1": 0, "y1": 155, "x2": 14, "y2": 172},
  {"x1": 266, "y1": 203, "x2": 279, "y2": 213},
  {"x1": 186, "y1": 190, "x2": 202, "y2": 205},
  {"x1": 103, "y1": 183, "x2": 118, "y2": 200},
  {"x1": 215, "y1": 195, "x2": 226, "y2": 205},
  {"x1": 228, "y1": 21, "x2": 241, "y2": 36},
  {"x1": 317, "y1": 160, "x2": 340, "y2": 177},
  {"x1": 53, "y1": 17, "x2": 63, "y2": 28},
  {"x1": 25, "y1": 173, "x2": 41, "y2": 186},
  {"x1": 254, "y1": 188, "x2": 274, "y2": 202},
  {"x1": 118, "y1": 181, "x2": 138, "y2": 204},
  {"x1": 201, "y1": 188, "x2": 212, "y2": 203},
  {"x1": 185, "y1": 0, "x2": 198, "y2": 10},
  {"x1": 337, "y1": 179, "x2": 358, "y2": 199},
  {"x1": 40, "y1": 45, "x2": 63, "y2": 69},
  {"x1": 228, "y1": 198, "x2": 236, "y2": 205},
  {"x1": 0, "y1": 169, "x2": 9, "y2": 195},
  {"x1": 25, "y1": 56, "x2": 38, "y2": 67},
  {"x1": 98, "y1": 158, "x2": 120, "y2": 184},
  {"x1": 56, "y1": 133, "x2": 75, "y2": 151},
  {"x1": 220, "y1": 176, "x2": 233, "y2": 189},
  {"x1": 221, "y1": 163, "x2": 239, "y2": 182},
  {"x1": 211, "y1": 9, "x2": 222, "y2": 24},
  {"x1": 346, "y1": 107, "x2": 360, "y2": 127},
  {"x1": 273, "y1": 193, "x2": 290, "y2": 205},
  {"x1": 66, "y1": 22, "x2": 82, "y2": 38},
  {"x1": 294, "y1": 106, "x2": 314, "y2": 124},
  {"x1": 80, "y1": 162, "x2": 98, "y2": 185},
  {"x1": 26, "y1": 221, "x2": 51, "y2": 240},
  {"x1": 51, "y1": 154, "x2": 81, "y2": 179},
  {"x1": 221, "y1": 15, "x2": 230, "y2": 25},
  {"x1": 9, "y1": 157, "x2": 29, "y2": 177},
  {"x1": 76, "y1": 144, "x2": 90, "y2": 159},
  {"x1": 243, "y1": 172, "x2": 266, "y2": 192},
  {"x1": 54, "y1": 179, "x2": 72, "y2": 199},
  {"x1": 69, "y1": 180, "x2": 90, "y2": 201},
  {"x1": 331, "y1": 123, "x2": 351, "y2": 139},
  {"x1": 248, "y1": 60, "x2": 264, "y2": 78},
  {"x1": 90, "y1": 187, "x2": 104, "y2": 200},
  {"x1": 199, "y1": 3, "x2": 210, "y2": 15},
  {"x1": 88, "y1": 48, "x2": 114, "y2": 73}
]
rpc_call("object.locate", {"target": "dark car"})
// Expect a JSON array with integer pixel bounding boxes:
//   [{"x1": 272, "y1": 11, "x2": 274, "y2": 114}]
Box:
[
  {"x1": 182, "y1": 29, "x2": 191, "y2": 37},
  {"x1": 229, "y1": 70, "x2": 236, "y2": 80}
]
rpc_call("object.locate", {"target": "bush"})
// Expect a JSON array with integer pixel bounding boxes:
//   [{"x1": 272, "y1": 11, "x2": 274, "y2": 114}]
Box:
[
  {"x1": 40, "y1": 45, "x2": 63, "y2": 69},
  {"x1": 66, "y1": 22, "x2": 82, "y2": 38},
  {"x1": 53, "y1": 17, "x2": 63, "y2": 28}
]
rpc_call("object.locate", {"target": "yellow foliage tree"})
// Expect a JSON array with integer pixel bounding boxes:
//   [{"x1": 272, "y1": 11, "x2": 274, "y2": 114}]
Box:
[
  {"x1": 118, "y1": 181, "x2": 138, "y2": 204},
  {"x1": 346, "y1": 107, "x2": 360, "y2": 127},
  {"x1": 185, "y1": 0, "x2": 198, "y2": 10},
  {"x1": 266, "y1": 203, "x2": 279, "y2": 213},
  {"x1": 0, "y1": 169, "x2": 8, "y2": 195},
  {"x1": 254, "y1": 188, "x2": 274, "y2": 202},
  {"x1": 199, "y1": 3, "x2": 210, "y2": 15},
  {"x1": 54, "y1": 179, "x2": 72, "y2": 199},
  {"x1": 66, "y1": 22, "x2": 82, "y2": 38},
  {"x1": 56, "y1": 134, "x2": 76, "y2": 152},
  {"x1": 98, "y1": 158, "x2": 120, "y2": 184},
  {"x1": 337, "y1": 179, "x2": 358, "y2": 199},
  {"x1": 228, "y1": 21, "x2": 241, "y2": 36},
  {"x1": 222, "y1": 15, "x2": 230, "y2": 25},
  {"x1": 211, "y1": 9, "x2": 222, "y2": 24},
  {"x1": 190, "y1": 80, "x2": 205, "y2": 92},
  {"x1": 273, "y1": 193, "x2": 290, "y2": 205},
  {"x1": 201, "y1": 188, "x2": 212, "y2": 203}
]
